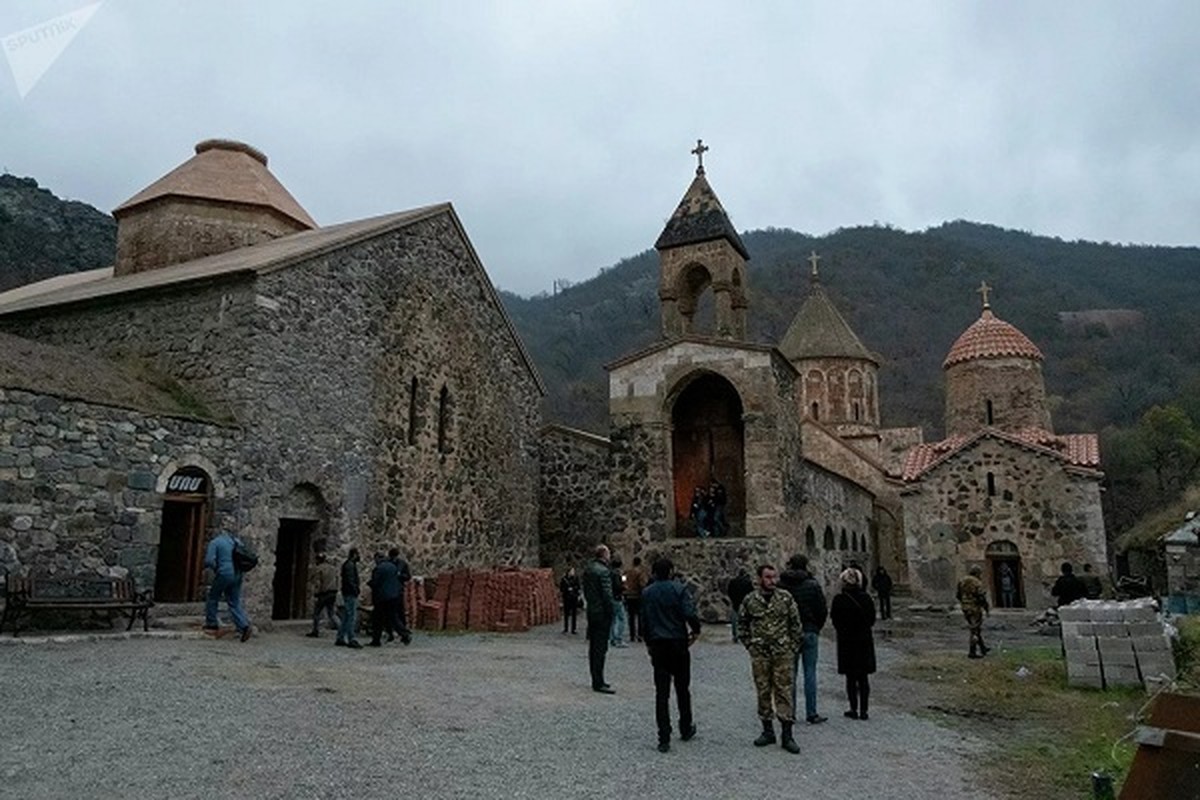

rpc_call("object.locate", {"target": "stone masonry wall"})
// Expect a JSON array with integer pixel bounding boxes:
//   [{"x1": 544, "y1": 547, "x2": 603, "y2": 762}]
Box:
[
  {"x1": 0, "y1": 387, "x2": 241, "y2": 590},
  {"x1": 944, "y1": 357, "x2": 1051, "y2": 437},
  {"x1": 903, "y1": 437, "x2": 1107, "y2": 606},
  {"x1": 537, "y1": 426, "x2": 611, "y2": 575}
]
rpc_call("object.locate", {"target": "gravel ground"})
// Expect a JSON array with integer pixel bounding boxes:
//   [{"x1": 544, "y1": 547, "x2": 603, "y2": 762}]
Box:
[{"x1": 0, "y1": 619, "x2": 1000, "y2": 800}]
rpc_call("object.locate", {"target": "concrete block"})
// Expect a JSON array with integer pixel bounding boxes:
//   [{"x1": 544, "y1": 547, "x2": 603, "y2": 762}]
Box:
[
  {"x1": 1124, "y1": 622, "x2": 1162, "y2": 637},
  {"x1": 1100, "y1": 649, "x2": 1137, "y2": 667},
  {"x1": 1098, "y1": 638, "x2": 1135, "y2": 655},
  {"x1": 1067, "y1": 674, "x2": 1104, "y2": 689},
  {"x1": 1061, "y1": 621, "x2": 1095, "y2": 637},
  {"x1": 1057, "y1": 605, "x2": 1088, "y2": 622},
  {"x1": 1093, "y1": 622, "x2": 1129, "y2": 638},
  {"x1": 1131, "y1": 635, "x2": 1169, "y2": 652},
  {"x1": 1120, "y1": 605, "x2": 1157, "y2": 623}
]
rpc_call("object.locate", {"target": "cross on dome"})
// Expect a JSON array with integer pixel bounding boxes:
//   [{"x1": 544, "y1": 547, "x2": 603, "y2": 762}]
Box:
[
  {"x1": 978, "y1": 281, "x2": 993, "y2": 309},
  {"x1": 807, "y1": 250, "x2": 822, "y2": 278}
]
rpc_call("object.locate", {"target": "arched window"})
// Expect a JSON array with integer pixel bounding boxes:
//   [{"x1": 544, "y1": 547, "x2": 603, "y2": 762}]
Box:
[
  {"x1": 839, "y1": 529, "x2": 848, "y2": 550},
  {"x1": 853, "y1": 402, "x2": 861, "y2": 421},
  {"x1": 986, "y1": 399, "x2": 994, "y2": 425},
  {"x1": 407, "y1": 377, "x2": 419, "y2": 446},
  {"x1": 823, "y1": 526, "x2": 835, "y2": 549},
  {"x1": 805, "y1": 526, "x2": 816, "y2": 550},
  {"x1": 987, "y1": 472, "x2": 996, "y2": 497},
  {"x1": 437, "y1": 385, "x2": 452, "y2": 454},
  {"x1": 811, "y1": 402, "x2": 819, "y2": 420}
]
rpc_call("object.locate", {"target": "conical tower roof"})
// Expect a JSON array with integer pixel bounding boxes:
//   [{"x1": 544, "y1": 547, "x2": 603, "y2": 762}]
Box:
[
  {"x1": 114, "y1": 139, "x2": 316, "y2": 229},
  {"x1": 654, "y1": 170, "x2": 748, "y2": 259},
  {"x1": 779, "y1": 276, "x2": 878, "y2": 365}
]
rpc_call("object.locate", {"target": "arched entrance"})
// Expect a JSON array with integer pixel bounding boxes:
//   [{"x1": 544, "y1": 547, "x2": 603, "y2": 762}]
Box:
[
  {"x1": 272, "y1": 484, "x2": 328, "y2": 620},
  {"x1": 986, "y1": 540, "x2": 1024, "y2": 608},
  {"x1": 154, "y1": 466, "x2": 212, "y2": 602},
  {"x1": 670, "y1": 372, "x2": 745, "y2": 537}
]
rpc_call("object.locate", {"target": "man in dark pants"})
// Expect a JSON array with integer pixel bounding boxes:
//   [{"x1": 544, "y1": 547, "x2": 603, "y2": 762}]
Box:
[
  {"x1": 581, "y1": 544, "x2": 616, "y2": 693},
  {"x1": 390, "y1": 548, "x2": 413, "y2": 643},
  {"x1": 625, "y1": 556, "x2": 647, "y2": 642},
  {"x1": 779, "y1": 554, "x2": 829, "y2": 725},
  {"x1": 336, "y1": 548, "x2": 362, "y2": 648},
  {"x1": 871, "y1": 566, "x2": 894, "y2": 621},
  {"x1": 640, "y1": 557, "x2": 701, "y2": 752},
  {"x1": 368, "y1": 548, "x2": 411, "y2": 646}
]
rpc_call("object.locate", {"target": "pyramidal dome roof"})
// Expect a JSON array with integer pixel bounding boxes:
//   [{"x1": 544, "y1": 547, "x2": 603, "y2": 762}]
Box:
[
  {"x1": 943, "y1": 307, "x2": 1042, "y2": 368},
  {"x1": 114, "y1": 139, "x2": 316, "y2": 229},
  {"x1": 654, "y1": 170, "x2": 748, "y2": 259},
  {"x1": 779, "y1": 278, "x2": 877, "y2": 364}
]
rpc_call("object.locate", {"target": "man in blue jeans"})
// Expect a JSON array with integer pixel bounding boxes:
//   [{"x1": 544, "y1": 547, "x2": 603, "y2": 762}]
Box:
[
  {"x1": 203, "y1": 530, "x2": 252, "y2": 642},
  {"x1": 779, "y1": 554, "x2": 828, "y2": 724},
  {"x1": 336, "y1": 548, "x2": 363, "y2": 648}
]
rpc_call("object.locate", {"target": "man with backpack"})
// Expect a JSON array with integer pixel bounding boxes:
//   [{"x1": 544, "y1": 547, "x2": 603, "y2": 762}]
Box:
[{"x1": 203, "y1": 529, "x2": 253, "y2": 642}]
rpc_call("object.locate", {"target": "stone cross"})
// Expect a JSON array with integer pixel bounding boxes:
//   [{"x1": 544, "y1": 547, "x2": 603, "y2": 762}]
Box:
[
  {"x1": 692, "y1": 139, "x2": 709, "y2": 174},
  {"x1": 808, "y1": 250, "x2": 822, "y2": 278},
  {"x1": 978, "y1": 280, "x2": 992, "y2": 309}
]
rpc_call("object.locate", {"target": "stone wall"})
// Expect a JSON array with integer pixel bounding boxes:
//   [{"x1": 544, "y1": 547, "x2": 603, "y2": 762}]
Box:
[
  {"x1": 1, "y1": 210, "x2": 543, "y2": 617},
  {"x1": 537, "y1": 425, "x2": 611, "y2": 575},
  {"x1": 944, "y1": 356, "x2": 1051, "y2": 437},
  {"x1": 0, "y1": 387, "x2": 241, "y2": 589},
  {"x1": 902, "y1": 436, "x2": 1107, "y2": 606}
]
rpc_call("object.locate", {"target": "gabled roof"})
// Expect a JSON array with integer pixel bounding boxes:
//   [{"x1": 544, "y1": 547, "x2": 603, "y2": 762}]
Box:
[
  {"x1": 944, "y1": 307, "x2": 1042, "y2": 368},
  {"x1": 902, "y1": 427, "x2": 1101, "y2": 481},
  {"x1": 779, "y1": 278, "x2": 878, "y2": 364},
  {"x1": 0, "y1": 204, "x2": 545, "y2": 395},
  {"x1": 114, "y1": 139, "x2": 316, "y2": 229},
  {"x1": 654, "y1": 170, "x2": 749, "y2": 259}
]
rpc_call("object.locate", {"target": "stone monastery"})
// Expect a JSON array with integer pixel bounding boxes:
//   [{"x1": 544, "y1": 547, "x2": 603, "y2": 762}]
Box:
[{"x1": 0, "y1": 139, "x2": 1107, "y2": 622}]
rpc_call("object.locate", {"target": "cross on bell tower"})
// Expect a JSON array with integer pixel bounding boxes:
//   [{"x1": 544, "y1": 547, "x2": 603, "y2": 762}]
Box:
[
  {"x1": 978, "y1": 280, "x2": 992, "y2": 310},
  {"x1": 807, "y1": 250, "x2": 822, "y2": 280},
  {"x1": 691, "y1": 139, "x2": 709, "y2": 175}
]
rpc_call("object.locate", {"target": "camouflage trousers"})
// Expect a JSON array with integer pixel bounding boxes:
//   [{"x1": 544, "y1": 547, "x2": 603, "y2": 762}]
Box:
[
  {"x1": 750, "y1": 651, "x2": 795, "y2": 723},
  {"x1": 962, "y1": 607, "x2": 984, "y2": 649}
]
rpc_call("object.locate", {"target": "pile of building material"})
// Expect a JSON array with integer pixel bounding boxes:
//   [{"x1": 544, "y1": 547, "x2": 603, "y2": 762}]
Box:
[
  {"x1": 413, "y1": 568, "x2": 559, "y2": 633},
  {"x1": 1059, "y1": 598, "x2": 1176, "y2": 691}
]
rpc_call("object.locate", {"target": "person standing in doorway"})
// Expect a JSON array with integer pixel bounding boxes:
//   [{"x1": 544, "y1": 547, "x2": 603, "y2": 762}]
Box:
[
  {"x1": 710, "y1": 479, "x2": 728, "y2": 536},
  {"x1": 831, "y1": 568, "x2": 877, "y2": 720},
  {"x1": 780, "y1": 554, "x2": 828, "y2": 725},
  {"x1": 956, "y1": 565, "x2": 991, "y2": 658},
  {"x1": 738, "y1": 564, "x2": 802, "y2": 754},
  {"x1": 640, "y1": 557, "x2": 701, "y2": 753},
  {"x1": 998, "y1": 562, "x2": 1017, "y2": 608},
  {"x1": 559, "y1": 566, "x2": 581, "y2": 634},
  {"x1": 625, "y1": 556, "x2": 648, "y2": 643},
  {"x1": 690, "y1": 487, "x2": 710, "y2": 538},
  {"x1": 336, "y1": 548, "x2": 362, "y2": 648},
  {"x1": 871, "y1": 566, "x2": 893, "y2": 621},
  {"x1": 306, "y1": 552, "x2": 339, "y2": 638},
  {"x1": 582, "y1": 545, "x2": 617, "y2": 693},
  {"x1": 203, "y1": 529, "x2": 252, "y2": 642}
]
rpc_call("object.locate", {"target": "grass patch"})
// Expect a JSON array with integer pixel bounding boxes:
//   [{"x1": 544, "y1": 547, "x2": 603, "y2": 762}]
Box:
[
  {"x1": 903, "y1": 645, "x2": 1144, "y2": 799},
  {"x1": 1174, "y1": 614, "x2": 1200, "y2": 688}
]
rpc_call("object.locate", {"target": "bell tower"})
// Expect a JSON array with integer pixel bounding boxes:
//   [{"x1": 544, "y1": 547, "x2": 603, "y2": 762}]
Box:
[{"x1": 655, "y1": 140, "x2": 749, "y2": 340}]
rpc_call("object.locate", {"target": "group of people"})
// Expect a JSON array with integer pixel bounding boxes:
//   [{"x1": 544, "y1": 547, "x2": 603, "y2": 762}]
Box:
[
  {"x1": 574, "y1": 545, "x2": 878, "y2": 755},
  {"x1": 559, "y1": 556, "x2": 649, "y2": 645},
  {"x1": 202, "y1": 528, "x2": 414, "y2": 650},
  {"x1": 688, "y1": 480, "x2": 728, "y2": 538}
]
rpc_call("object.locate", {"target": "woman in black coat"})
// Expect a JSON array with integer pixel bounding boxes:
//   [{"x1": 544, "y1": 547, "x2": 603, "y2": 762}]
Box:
[{"x1": 830, "y1": 567, "x2": 877, "y2": 720}]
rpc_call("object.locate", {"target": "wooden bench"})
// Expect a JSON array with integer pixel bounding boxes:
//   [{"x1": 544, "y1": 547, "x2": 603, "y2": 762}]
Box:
[{"x1": 0, "y1": 574, "x2": 153, "y2": 636}]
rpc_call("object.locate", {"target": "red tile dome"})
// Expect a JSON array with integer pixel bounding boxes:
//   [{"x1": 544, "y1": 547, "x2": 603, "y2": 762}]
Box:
[{"x1": 943, "y1": 308, "x2": 1042, "y2": 368}]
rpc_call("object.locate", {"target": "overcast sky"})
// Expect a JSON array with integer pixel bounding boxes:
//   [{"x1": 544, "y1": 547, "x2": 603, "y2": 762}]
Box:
[{"x1": 2, "y1": 2, "x2": 1197, "y2": 296}]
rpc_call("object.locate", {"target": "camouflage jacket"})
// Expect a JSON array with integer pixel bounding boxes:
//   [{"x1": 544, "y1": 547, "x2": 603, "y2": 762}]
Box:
[
  {"x1": 956, "y1": 575, "x2": 989, "y2": 612},
  {"x1": 738, "y1": 589, "x2": 802, "y2": 657}
]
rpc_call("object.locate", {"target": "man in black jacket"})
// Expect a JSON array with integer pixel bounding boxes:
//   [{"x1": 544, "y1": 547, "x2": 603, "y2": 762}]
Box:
[
  {"x1": 640, "y1": 558, "x2": 701, "y2": 752},
  {"x1": 582, "y1": 545, "x2": 616, "y2": 693},
  {"x1": 336, "y1": 548, "x2": 362, "y2": 649},
  {"x1": 779, "y1": 554, "x2": 829, "y2": 724}
]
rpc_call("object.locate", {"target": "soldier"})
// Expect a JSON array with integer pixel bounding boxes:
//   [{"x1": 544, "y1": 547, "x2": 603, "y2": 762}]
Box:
[
  {"x1": 738, "y1": 563, "x2": 803, "y2": 754},
  {"x1": 956, "y1": 565, "x2": 991, "y2": 659}
]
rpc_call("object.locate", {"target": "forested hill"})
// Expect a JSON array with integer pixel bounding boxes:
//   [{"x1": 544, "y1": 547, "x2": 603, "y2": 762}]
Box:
[
  {"x1": 499, "y1": 222, "x2": 1200, "y2": 439},
  {"x1": 0, "y1": 174, "x2": 116, "y2": 292}
]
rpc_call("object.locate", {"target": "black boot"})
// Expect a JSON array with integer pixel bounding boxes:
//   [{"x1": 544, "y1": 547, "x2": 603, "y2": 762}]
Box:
[
  {"x1": 968, "y1": 640, "x2": 982, "y2": 659},
  {"x1": 780, "y1": 721, "x2": 800, "y2": 754},
  {"x1": 753, "y1": 719, "x2": 776, "y2": 747}
]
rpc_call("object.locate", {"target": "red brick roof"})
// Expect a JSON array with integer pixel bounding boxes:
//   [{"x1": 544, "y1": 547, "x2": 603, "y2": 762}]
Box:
[
  {"x1": 902, "y1": 427, "x2": 1101, "y2": 481},
  {"x1": 943, "y1": 308, "x2": 1043, "y2": 368}
]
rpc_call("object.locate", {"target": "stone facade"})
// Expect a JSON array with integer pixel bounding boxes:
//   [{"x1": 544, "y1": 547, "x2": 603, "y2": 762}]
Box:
[
  {"x1": 902, "y1": 435, "x2": 1106, "y2": 606},
  {"x1": 0, "y1": 387, "x2": 241, "y2": 589},
  {"x1": 536, "y1": 425, "x2": 611, "y2": 575},
  {"x1": 1, "y1": 198, "x2": 542, "y2": 619},
  {"x1": 944, "y1": 356, "x2": 1051, "y2": 437}
]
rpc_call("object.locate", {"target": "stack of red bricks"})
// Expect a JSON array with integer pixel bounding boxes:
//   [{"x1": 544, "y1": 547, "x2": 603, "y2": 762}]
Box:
[{"x1": 413, "y1": 567, "x2": 560, "y2": 633}]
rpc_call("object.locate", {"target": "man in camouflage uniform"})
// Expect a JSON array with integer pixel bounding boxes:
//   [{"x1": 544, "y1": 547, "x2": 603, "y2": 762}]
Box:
[
  {"x1": 956, "y1": 565, "x2": 990, "y2": 659},
  {"x1": 738, "y1": 563, "x2": 802, "y2": 754}
]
